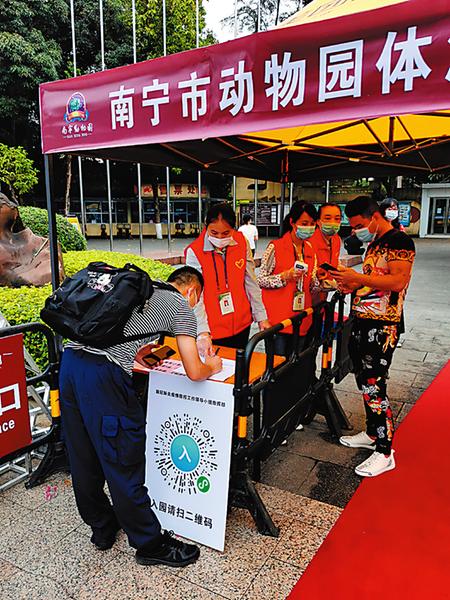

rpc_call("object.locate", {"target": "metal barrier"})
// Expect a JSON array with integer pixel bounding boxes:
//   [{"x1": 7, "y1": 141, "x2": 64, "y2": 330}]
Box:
[
  {"x1": 0, "y1": 301, "x2": 354, "y2": 538},
  {"x1": 0, "y1": 323, "x2": 68, "y2": 489},
  {"x1": 229, "y1": 293, "x2": 353, "y2": 536}
]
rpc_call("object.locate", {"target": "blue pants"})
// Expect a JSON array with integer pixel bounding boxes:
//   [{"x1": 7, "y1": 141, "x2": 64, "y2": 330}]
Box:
[{"x1": 59, "y1": 348, "x2": 161, "y2": 549}]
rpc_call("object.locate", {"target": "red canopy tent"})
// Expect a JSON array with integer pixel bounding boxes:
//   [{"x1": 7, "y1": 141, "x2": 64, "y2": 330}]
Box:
[{"x1": 39, "y1": 0, "x2": 450, "y2": 286}]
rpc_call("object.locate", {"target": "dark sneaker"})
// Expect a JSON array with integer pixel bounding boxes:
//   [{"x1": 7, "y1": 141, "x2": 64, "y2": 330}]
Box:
[
  {"x1": 90, "y1": 522, "x2": 121, "y2": 551},
  {"x1": 135, "y1": 531, "x2": 200, "y2": 567}
]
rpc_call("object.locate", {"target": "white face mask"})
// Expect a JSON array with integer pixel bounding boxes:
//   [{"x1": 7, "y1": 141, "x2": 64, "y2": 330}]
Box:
[
  {"x1": 385, "y1": 209, "x2": 399, "y2": 222},
  {"x1": 208, "y1": 235, "x2": 232, "y2": 249}
]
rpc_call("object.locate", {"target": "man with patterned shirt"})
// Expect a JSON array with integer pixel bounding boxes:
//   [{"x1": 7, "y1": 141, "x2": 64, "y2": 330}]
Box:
[{"x1": 332, "y1": 196, "x2": 415, "y2": 478}]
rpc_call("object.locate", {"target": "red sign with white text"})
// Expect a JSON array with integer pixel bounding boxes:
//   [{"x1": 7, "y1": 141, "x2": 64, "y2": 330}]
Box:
[
  {"x1": 39, "y1": 0, "x2": 450, "y2": 155},
  {"x1": 0, "y1": 334, "x2": 31, "y2": 459}
]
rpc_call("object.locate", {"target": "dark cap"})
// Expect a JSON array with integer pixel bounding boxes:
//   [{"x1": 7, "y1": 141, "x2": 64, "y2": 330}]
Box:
[{"x1": 0, "y1": 193, "x2": 18, "y2": 209}]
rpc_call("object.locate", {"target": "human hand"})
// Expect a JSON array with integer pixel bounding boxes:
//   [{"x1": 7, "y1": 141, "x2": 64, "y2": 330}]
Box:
[
  {"x1": 333, "y1": 267, "x2": 361, "y2": 289},
  {"x1": 258, "y1": 319, "x2": 271, "y2": 331},
  {"x1": 282, "y1": 267, "x2": 303, "y2": 283},
  {"x1": 204, "y1": 354, "x2": 223, "y2": 375},
  {"x1": 197, "y1": 332, "x2": 214, "y2": 357},
  {"x1": 317, "y1": 267, "x2": 329, "y2": 281}
]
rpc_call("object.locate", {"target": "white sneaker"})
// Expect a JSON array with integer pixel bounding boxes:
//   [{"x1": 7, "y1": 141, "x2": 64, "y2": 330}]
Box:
[
  {"x1": 339, "y1": 431, "x2": 376, "y2": 450},
  {"x1": 296, "y1": 424, "x2": 304, "y2": 431},
  {"x1": 355, "y1": 450, "x2": 396, "y2": 477}
]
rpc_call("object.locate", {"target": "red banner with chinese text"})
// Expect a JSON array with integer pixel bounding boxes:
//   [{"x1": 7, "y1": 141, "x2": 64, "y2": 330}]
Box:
[
  {"x1": 0, "y1": 334, "x2": 32, "y2": 459},
  {"x1": 39, "y1": 0, "x2": 450, "y2": 155}
]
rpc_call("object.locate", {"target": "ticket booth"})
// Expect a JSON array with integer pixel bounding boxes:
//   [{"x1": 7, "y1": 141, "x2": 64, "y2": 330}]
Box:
[{"x1": 420, "y1": 184, "x2": 450, "y2": 238}]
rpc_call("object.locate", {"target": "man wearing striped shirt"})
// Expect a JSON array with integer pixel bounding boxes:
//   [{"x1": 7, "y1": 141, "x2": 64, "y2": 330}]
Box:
[{"x1": 59, "y1": 266, "x2": 221, "y2": 568}]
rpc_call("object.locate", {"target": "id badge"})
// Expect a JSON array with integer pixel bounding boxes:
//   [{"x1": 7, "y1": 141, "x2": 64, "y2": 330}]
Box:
[
  {"x1": 293, "y1": 291, "x2": 305, "y2": 311},
  {"x1": 218, "y1": 291, "x2": 235, "y2": 315}
]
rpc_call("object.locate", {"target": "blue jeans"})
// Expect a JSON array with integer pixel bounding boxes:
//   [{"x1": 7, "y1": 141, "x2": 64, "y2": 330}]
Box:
[{"x1": 59, "y1": 348, "x2": 161, "y2": 549}]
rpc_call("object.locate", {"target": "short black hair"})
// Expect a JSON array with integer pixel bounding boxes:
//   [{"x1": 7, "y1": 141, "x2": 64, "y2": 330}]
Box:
[
  {"x1": 282, "y1": 200, "x2": 318, "y2": 235},
  {"x1": 379, "y1": 197, "x2": 398, "y2": 215},
  {"x1": 242, "y1": 214, "x2": 252, "y2": 224},
  {"x1": 345, "y1": 196, "x2": 380, "y2": 219},
  {"x1": 318, "y1": 203, "x2": 342, "y2": 218},
  {"x1": 205, "y1": 202, "x2": 236, "y2": 229},
  {"x1": 167, "y1": 266, "x2": 204, "y2": 291}
]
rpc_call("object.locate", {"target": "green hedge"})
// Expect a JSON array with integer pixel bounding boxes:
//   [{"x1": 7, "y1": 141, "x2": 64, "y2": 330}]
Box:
[
  {"x1": 0, "y1": 251, "x2": 174, "y2": 370},
  {"x1": 19, "y1": 206, "x2": 87, "y2": 252}
]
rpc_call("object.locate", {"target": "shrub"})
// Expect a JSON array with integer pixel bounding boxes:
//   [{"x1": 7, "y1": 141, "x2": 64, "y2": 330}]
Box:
[
  {"x1": 0, "y1": 251, "x2": 174, "y2": 370},
  {"x1": 19, "y1": 206, "x2": 87, "y2": 252}
]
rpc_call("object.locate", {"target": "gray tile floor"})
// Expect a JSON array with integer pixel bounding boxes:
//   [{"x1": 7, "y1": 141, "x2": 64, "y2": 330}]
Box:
[{"x1": 1, "y1": 238, "x2": 449, "y2": 599}]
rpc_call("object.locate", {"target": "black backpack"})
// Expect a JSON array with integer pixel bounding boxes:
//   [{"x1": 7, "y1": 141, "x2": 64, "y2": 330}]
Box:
[{"x1": 41, "y1": 262, "x2": 174, "y2": 348}]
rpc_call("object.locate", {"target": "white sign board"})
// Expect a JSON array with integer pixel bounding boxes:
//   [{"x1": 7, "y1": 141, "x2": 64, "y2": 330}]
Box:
[{"x1": 145, "y1": 371, "x2": 234, "y2": 551}]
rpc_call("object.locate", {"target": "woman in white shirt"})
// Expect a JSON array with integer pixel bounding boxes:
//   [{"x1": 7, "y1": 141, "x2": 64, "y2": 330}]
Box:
[{"x1": 238, "y1": 214, "x2": 258, "y2": 257}]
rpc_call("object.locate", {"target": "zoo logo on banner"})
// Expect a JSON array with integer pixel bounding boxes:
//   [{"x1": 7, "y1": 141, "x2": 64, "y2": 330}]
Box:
[{"x1": 61, "y1": 92, "x2": 94, "y2": 139}]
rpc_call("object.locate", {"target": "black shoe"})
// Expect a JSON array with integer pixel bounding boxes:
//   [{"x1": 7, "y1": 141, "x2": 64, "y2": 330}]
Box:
[
  {"x1": 135, "y1": 531, "x2": 200, "y2": 567},
  {"x1": 90, "y1": 521, "x2": 121, "y2": 551}
]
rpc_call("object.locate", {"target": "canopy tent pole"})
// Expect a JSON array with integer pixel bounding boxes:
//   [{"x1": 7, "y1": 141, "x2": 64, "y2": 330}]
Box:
[
  {"x1": 99, "y1": 0, "x2": 113, "y2": 251},
  {"x1": 162, "y1": 0, "x2": 171, "y2": 251},
  {"x1": 325, "y1": 180, "x2": 330, "y2": 203},
  {"x1": 232, "y1": 175, "x2": 237, "y2": 212},
  {"x1": 44, "y1": 154, "x2": 60, "y2": 291},
  {"x1": 195, "y1": 0, "x2": 202, "y2": 236},
  {"x1": 289, "y1": 182, "x2": 293, "y2": 208},
  {"x1": 279, "y1": 150, "x2": 288, "y2": 236},
  {"x1": 132, "y1": 0, "x2": 144, "y2": 255},
  {"x1": 69, "y1": 0, "x2": 86, "y2": 237},
  {"x1": 166, "y1": 166, "x2": 171, "y2": 248},
  {"x1": 233, "y1": 0, "x2": 238, "y2": 37},
  {"x1": 197, "y1": 170, "x2": 202, "y2": 230},
  {"x1": 254, "y1": 179, "x2": 258, "y2": 224}
]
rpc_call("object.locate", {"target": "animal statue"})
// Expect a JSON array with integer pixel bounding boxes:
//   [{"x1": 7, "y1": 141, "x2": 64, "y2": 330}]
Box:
[{"x1": 0, "y1": 193, "x2": 64, "y2": 287}]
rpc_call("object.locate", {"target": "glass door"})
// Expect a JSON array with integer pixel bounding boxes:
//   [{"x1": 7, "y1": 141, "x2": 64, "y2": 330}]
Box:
[{"x1": 428, "y1": 198, "x2": 450, "y2": 235}]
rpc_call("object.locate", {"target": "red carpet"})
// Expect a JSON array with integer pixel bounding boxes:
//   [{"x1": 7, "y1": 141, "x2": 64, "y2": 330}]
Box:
[{"x1": 289, "y1": 361, "x2": 450, "y2": 600}]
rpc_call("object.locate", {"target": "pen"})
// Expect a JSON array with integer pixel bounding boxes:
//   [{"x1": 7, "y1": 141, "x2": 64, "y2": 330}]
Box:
[{"x1": 214, "y1": 347, "x2": 220, "y2": 356}]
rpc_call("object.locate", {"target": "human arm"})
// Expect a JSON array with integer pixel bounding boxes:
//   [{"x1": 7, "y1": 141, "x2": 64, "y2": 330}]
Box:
[
  {"x1": 185, "y1": 247, "x2": 213, "y2": 355},
  {"x1": 256, "y1": 244, "x2": 302, "y2": 289},
  {"x1": 332, "y1": 260, "x2": 413, "y2": 293},
  {"x1": 176, "y1": 335, "x2": 222, "y2": 381},
  {"x1": 243, "y1": 239, "x2": 270, "y2": 329}
]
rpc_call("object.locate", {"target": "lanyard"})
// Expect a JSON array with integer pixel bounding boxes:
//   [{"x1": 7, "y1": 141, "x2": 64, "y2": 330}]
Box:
[
  {"x1": 292, "y1": 242, "x2": 304, "y2": 263},
  {"x1": 211, "y1": 250, "x2": 229, "y2": 290}
]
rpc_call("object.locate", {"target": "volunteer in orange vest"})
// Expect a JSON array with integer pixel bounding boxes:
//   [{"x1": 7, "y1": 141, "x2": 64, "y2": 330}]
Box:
[
  {"x1": 310, "y1": 203, "x2": 342, "y2": 300},
  {"x1": 185, "y1": 203, "x2": 270, "y2": 356},
  {"x1": 257, "y1": 201, "x2": 319, "y2": 357}
]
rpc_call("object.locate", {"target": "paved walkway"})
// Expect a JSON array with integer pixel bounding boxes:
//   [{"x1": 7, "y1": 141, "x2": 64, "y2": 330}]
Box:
[{"x1": 0, "y1": 238, "x2": 448, "y2": 599}]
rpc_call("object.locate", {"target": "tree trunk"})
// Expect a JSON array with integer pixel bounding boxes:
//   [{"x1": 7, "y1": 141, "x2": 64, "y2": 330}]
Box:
[{"x1": 64, "y1": 155, "x2": 73, "y2": 216}]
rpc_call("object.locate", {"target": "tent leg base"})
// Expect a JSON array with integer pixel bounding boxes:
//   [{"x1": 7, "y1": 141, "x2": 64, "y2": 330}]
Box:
[
  {"x1": 230, "y1": 471, "x2": 279, "y2": 537},
  {"x1": 25, "y1": 440, "x2": 70, "y2": 489}
]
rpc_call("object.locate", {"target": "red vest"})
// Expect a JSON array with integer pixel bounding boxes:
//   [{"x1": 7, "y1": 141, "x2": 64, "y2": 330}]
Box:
[
  {"x1": 310, "y1": 227, "x2": 341, "y2": 268},
  {"x1": 261, "y1": 232, "x2": 316, "y2": 335},
  {"x1": 187, "y1": 229, "x2": 252, "y2": 340}
]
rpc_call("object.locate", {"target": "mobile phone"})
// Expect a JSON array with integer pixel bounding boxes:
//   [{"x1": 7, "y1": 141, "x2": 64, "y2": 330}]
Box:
[
  {"x1": 141, "y1": 345, "x2": 176, "y2": 367},
  {"x1": 320, "y1": 262, "x2": 338, "y2": 272}
]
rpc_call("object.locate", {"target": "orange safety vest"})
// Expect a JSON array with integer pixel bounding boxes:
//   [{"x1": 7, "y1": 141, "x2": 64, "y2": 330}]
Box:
[
  {"x1": 310, "y1": 227, "x2": 341, "y2": 268},
  {"x1": 187, "y1": 229, "x2": 252, "y2": 340},
  {"x1": 261, "y1": 232, "x2": 316, "y2": 336}
]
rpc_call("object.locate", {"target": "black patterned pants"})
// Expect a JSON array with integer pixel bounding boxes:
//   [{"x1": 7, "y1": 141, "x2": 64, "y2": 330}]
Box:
[{"x1": 348, "y1": 319, "x2": 399, "y2": 455}]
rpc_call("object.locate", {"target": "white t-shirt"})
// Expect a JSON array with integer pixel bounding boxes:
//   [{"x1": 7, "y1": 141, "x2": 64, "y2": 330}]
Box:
[{"x1": 238, "y1": 224, "x2": 258, "y2": 250}]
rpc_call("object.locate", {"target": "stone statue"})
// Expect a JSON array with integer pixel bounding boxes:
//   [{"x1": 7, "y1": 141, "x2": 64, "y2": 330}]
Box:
[{"x1": 0, "y1": 193, "x2": 64, "y2": 287}]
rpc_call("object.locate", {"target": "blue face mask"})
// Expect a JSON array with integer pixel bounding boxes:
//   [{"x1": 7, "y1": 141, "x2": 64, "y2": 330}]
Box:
[
  {"x1": 295, "y1": 225, "x2": 315, "y2": 240},
  {"x1": 355, "y1": 222, "x2": 377, "y2": 243}
]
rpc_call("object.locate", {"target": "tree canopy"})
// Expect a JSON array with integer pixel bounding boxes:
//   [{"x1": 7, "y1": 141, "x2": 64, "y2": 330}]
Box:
[{"x1": 0, "y1": 144, "x2": 39, "y2": 201}]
